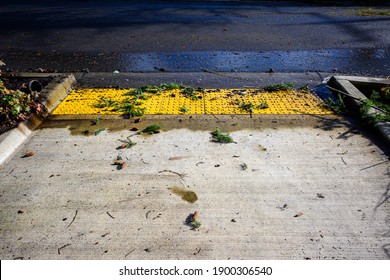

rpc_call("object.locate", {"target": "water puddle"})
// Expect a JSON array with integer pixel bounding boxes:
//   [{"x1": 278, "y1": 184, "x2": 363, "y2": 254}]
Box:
[{"x1": 169, "y1": 186, "x2": 198, "y2": 203}]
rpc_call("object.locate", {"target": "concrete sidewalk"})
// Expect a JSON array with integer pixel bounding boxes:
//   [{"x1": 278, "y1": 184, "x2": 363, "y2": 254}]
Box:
[{"x1": 0, "y1": 72, "x2": 389, "y2": 260}]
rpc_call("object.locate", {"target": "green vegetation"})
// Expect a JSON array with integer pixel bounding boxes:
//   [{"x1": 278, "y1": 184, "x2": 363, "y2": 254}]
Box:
[
  {"x1": 94, "y1": 97, "x2": 116, "y2": 108},
  {"x1": 210, "y1": 128, "x2": 234, "y2": 143},
  {"x1": 298, "y1": 84, "x2": 310, "y2": 93},
  {"x1": 94, "y1": 128, "x2": 106, "y2": 135},
  {"x1": 137, "y1": 124, "x2": 162, "y2": 135},
  {"x1": 190, "y1": 220, "x2": 201, "y2": 229},
  {"x1": 323, "y1": 93, "x2": 346, "y2": 114},
  {"x1": 117, "y1": 136, "x2": 137, "y2": 149},
  {"x1": 0, "y1": 79, "x2": 42, "y2": 134},
  {"x1": 360, "y1": 87, "x2": 390, "y2": 124},
  {"x1": 93, "y1": 117, "x2": 100, "y2": 125},
  {"x1": 326, "y1": 86, "x2": 390, "y2": 125},
  {"x1": 180, "y1": 106, "x2": 190, "y2": 113},
  {"x1": 264, "y1": 82, "x2": 295, "y2": 92},
  {"x1": 93, "y1": 83, "x2": 201, "y2": 118},
  {"x1": 239, "y1": 101, "x2": 269, "y2": 114},
  {"x1": 356, "y1": 8, "x2": 390, "y2": 16}
]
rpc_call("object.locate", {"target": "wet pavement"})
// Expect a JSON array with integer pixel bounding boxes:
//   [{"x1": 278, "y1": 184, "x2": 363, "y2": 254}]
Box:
[
  {"x1": 1, "y1": 1, "x2": 389, "y2": 75},
  {"x1": 1, "y1": 48, "x2": 389, "y2": 75}
]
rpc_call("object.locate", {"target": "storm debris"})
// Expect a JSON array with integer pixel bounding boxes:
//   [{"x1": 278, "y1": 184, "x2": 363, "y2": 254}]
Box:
[
  {"x1": 159, "y1": 169, "x2": 185, "y2": 179},
  {"x1": 137, "y1": 124, "x2": 161, "y2": 135},
  {"x1": 317, "y1": 193, "x2": 325, "y2": 199},
  {"x1": 240, "y1": 163, "x2": 248, "y2": 170},
  {"x1": 21, "y1": 151, "x2": 35, "y2": 158},
  {"x1": 277, "y1": 204, "x2": 288, "y2": 211},
  {"x1": 66, "y1": 210, "x2": 78, "y2": 228},
  {"x1": 58, "y1": 243, "x2": 71, "y2": 255},
  {"x1": 106, "y1": 211, "x2": 115, "y2": 219},
  {"x1": 186, "y1": 211, "x2": 201, "y2": 229},
  {"x1": 117, "y1": 136, "x2": 137, "y2": 149},
  {"x1": 210, "y1": 128, "x2": 234, "y2": 143},
  {"x1": 294, "y1": 212, "x2": 304, "y2": 218}
]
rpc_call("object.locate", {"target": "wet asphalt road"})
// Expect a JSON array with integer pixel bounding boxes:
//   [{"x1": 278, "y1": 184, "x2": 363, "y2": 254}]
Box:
[{"x1": 0, "y1": 0, "x2": 389, "y2": 75}]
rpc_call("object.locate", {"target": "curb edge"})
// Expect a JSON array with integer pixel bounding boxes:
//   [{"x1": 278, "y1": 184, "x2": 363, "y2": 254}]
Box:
[{"x1": 0, "y1": 73, "x2": 76, "y2": 166}]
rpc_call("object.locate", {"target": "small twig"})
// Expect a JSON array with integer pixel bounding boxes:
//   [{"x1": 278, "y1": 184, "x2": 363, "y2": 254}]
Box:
[
  {"x1": 106, "y1": 211, "x2": 115, "y2": 219},
  {"x1": 193, "y1": 248, "x2": 202, "y2": 255},
  {"x1": 146, "y1": 210, "x2": 152, "y2": 219},
  {"x1": 360, "y1": 160, "x2": 387, "y2": 171},
  {"x1": 341, "y1": 157, "x2": 347, "y2": 165},
  {"x1": 58, "y1": 243, "x2": 71, "y2": 255},
  {"x1": 125, "y1": 249, "x2": 136, "y2": 257},
  {"x1": 66, "y1": 210, "x2": 78, "y2": 228},
  {"x1": 158, "y1": 169, "x2": 185, "y2": 179}
]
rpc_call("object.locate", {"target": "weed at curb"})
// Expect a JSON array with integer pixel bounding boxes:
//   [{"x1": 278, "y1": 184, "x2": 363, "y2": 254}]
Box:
[
  {"x1": 94, "y1": 128, "x2": 106, "y2": 135},
  {"x1": 264, "y1": 82, "x2": 295, "y2": 92},
  {"x1": 137, "y1": 124, "x2": 162, "y2": 135},
  {"x1": 322, "y1": 93, "x2": 346, "y2": 114},
  {"x1": 0, "y1": 79, "x2": 43, "y2": 134},
  {"x1": 360, "y1": 89, "x2": 390, "y2": 125}
]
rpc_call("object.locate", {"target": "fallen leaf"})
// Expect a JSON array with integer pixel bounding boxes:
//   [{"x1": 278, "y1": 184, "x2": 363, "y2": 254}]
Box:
[
  {"x1": 21, "y1": 151, "x2": 35, "y2": 158},
  {"x1": 192, "y1": 211, "x2": 199, "y2": 221},
  {"x1": 113, "y1": 159, "x2": 123, "y2": 165},
  {"x1": 294, "y1": 212, "x2": 304, "y2": 218},
  {"x1": 259, "y1": 144, "x2": 267, "y2": 151},
  {"x1": 317, "y1": 193, "x2": 325, "y2": 199}
]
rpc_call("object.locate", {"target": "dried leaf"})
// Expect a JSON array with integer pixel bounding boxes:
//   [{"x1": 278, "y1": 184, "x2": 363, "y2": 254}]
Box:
[
  {"x1": 259, "y1": 144, "x2": 267, "y2": 151},
  {"x1": 21, "y1": 151, "x2": 35, "y2": 158},
  {"x1": 294, "y1": 212, "x2": 304, "y2": 218},
  {"x1": 192, "y1": 211, "x2": 199, "y2": 221}
]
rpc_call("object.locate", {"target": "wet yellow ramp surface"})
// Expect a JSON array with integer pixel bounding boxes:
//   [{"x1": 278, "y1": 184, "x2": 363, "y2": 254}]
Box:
[{"x1": 51, "y1": 88, "x2": 333, "y2": 115}]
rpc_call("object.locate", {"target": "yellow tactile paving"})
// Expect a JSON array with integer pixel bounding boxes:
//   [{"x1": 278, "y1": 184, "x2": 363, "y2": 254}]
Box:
[
  {"x1": 143, "y1": 90, "x2": 204, "y2": 115},
  {"x1": 51, "y1": 88, "x2": 333, "y2": 115}
]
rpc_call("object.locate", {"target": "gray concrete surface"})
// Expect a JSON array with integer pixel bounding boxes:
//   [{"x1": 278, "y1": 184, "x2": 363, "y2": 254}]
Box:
[
  {"x1": 0, "y1": 114, "x2": 389, "y2": 260},
  {"x1": 74, "y1": 71, "x2": 333, "y2": 88}
]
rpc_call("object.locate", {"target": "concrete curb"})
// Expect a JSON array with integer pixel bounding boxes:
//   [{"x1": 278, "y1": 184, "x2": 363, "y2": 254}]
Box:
[
  {"x1": 0, "y1": 73, "x2": 76, "y2": 166},
  {"x1": 328, "y1": 75, "x2": 390, "y2": 145},
  {"x1": 75, "y1": 71, "x2": 332, "y2": 88}
]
